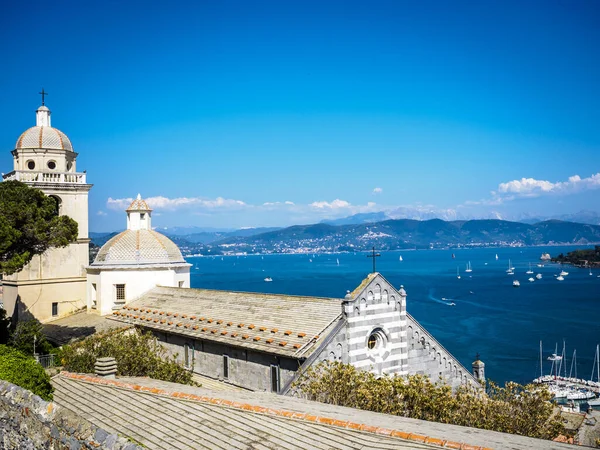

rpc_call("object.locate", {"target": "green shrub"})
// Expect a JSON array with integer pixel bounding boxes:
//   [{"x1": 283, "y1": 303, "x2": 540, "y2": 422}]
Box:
[
  {"x1": 0, "y1": 345, "x2": 53, "y2": 400},
  {"x1": 294, "y1": 361, "x2": 566, "y2": 441},
  {"x1": 10, "y1": 318, "x2": 56, "y2": 356},
  {"x1": 61, "y1": 328, "x2": 196, "y2": 386}
]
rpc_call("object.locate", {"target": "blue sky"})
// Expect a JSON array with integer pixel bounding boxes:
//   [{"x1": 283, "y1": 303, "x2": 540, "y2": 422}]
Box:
[{"x1": 1, "y1": 0, "x2": 599, "y2": 231}]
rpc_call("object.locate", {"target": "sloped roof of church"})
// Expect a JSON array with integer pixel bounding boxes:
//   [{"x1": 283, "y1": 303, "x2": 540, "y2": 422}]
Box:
[
  {"x1": 110, "y1": 286, "x2": 343, "y2": 358},
  {"x1": 92, "y1": 230, "x2": 187, "y2": 267}
]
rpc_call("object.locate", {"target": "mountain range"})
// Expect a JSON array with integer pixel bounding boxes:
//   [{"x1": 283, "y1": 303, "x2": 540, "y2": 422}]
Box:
[
  {"x1": 90, "y1": 218, "x2": 600, "y2": 255},
  {"x1": 321, "y1": 209, "x2": 600, "y2": 226}
]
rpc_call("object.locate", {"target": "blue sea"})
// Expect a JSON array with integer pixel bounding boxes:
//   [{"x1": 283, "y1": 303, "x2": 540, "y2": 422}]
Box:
[{"x1": 187, "y1": 246, "x2": 600, "y2": 386}]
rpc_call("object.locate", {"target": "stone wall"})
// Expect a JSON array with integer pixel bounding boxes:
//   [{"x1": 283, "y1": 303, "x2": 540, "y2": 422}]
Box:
[
  {"x1": 153, "y1": 330, "x2": 299, "y2": 392},
  {"x1": 405, "y1": 313, "x2": 478, "y2": 389},
  {"x1": 0, "y1": 379, "x2": 142, "y2": 449}
]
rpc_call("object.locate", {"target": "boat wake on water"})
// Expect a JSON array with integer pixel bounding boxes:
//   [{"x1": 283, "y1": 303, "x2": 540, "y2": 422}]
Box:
[{"x1": 428, "y1": 289, "x2": 457, "y2": 306}]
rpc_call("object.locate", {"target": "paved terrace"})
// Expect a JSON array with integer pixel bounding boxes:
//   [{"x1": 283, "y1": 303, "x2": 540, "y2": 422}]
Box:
[
  {"x1": 42, "y1": 310, "x2": 126, "y2": 345},
  {"x1": 52, "y1": 372, "x2": 573, "y2": 450}
]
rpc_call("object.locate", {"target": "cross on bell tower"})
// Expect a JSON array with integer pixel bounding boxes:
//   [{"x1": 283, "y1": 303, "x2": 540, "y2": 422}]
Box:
[
  {"x1": 39, "y1": 88, "x2": 48, "y2": 106},
  {"x1": 366, "y1": 247, "x2": 380, "y2": 273}
]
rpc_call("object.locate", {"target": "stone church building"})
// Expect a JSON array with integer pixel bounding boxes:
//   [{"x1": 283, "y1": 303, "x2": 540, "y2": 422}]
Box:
[
  {"x1": 111, "y1": 273, "x2": 480, "y2": 393},
  {"x1": 2, "y1": 99, "x2": 92, "y2": 322}
]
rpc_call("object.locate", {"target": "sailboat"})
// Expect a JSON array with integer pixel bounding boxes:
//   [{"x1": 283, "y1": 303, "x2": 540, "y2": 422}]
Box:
[
  {"x1": 465, "y1": 261, "x2": 472, "y2": 273},
  {"x1": 336, "y1": 258, "x2": 340, "y2": 266},
  {"x1": 590, "y1": 267, "x2": 593, "y2": 276},
  {"x1": 399, "y1": 255, "x2": 403, "y2": 262},
  {"x1": 457, "y1": 267, "x2": 461, "y2": 279},
  {"x1": 495, "y1": 254, "x2": 499, "y2": 260},
  {"x1": 506, "y1": 259, "x2": 514, "y2": 275},
  {"x1": 526, "y1": 263, "x2": 534, "y2": 275}
]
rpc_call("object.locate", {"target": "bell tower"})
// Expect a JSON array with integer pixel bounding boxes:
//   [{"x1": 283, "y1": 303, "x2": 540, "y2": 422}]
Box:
[{"x1": 2, "y1": 93, "x2": 92, "y2": 322}]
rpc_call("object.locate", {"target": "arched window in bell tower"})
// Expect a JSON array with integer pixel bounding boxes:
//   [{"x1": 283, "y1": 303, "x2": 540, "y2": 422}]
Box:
[{"x1": 49, "y1": 195, "x2": 62, "y2": 216}]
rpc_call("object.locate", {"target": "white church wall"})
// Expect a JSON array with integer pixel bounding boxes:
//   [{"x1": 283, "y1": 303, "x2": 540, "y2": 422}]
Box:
[{"x1": 93, "y1": 268, "x2": 189, "y2": 316}]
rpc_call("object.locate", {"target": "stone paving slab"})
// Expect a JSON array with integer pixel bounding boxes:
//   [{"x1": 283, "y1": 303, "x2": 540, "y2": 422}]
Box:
[{"x1": 42, "y1": 310, "x2": 127, "y2": 345}]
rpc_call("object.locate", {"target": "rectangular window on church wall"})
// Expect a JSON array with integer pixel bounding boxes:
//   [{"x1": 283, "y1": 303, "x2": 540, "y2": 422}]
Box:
[
  {"x1": 116, "y1": 284, "x2": 125, "y2": 301},
  {"x1": 223, "y1": 355, "x2": 229, "y2": 379},
  {"x1": 52, "y1": 302, "x2": 58, "y2": 317},
  {"x1": 270, "y1": 364, "x2": 280, "y2": 393},
  {"x1": 178, "y1": 281, "x2": 184, "y2": 288}
]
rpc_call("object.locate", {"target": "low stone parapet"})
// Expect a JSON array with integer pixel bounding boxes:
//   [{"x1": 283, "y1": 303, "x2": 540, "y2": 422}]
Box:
[{"x1": 0, "y1": 379, "x2": 141, "y2": 449}]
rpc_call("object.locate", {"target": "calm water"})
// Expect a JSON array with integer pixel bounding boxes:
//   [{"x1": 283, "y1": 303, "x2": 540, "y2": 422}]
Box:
[{"x1": 187, "y1": 246, "x2": 600, "y2": 385}]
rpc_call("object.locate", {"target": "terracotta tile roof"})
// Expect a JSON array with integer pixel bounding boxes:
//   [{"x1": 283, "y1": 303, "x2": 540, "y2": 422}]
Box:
[
  {"x1": 110, "y1": 286, "x2": 343, "y2": 358},
  {"x1": 54, "y1": 372, "x2": 495, "y2": 450}
]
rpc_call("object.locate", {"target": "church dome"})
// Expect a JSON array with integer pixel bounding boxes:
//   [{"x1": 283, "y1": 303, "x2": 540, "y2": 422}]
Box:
[
  {"x1": 16, "y1": 126, "x2": 73, "y2": 151},
  {"x1": 15, "y1": 103, "x2": 73, "y2": 151},
  {"x1": 92, "y1": 229, "x2": 186, "y2": 267}
]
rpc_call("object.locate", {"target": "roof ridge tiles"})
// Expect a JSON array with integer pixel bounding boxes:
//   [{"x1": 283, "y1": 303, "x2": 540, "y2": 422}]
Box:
[{"x1": 59, "y1": 372, "x2": 493, "y2": 450}]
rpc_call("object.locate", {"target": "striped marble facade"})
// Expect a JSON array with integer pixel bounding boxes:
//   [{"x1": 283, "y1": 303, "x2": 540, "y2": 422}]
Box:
[{"x1": 341, "y1": 273, "x2": 408, "y2": 376}]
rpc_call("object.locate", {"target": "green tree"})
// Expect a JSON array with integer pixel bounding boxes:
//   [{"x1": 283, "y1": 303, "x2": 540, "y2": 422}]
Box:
[
  {"x1": 0, "y1": 345, "x2": 53, "y2": 400},
  {"x1": 60, "y1": 328, "x2": 197, "y2": 386},
  {"x1": 10, "y1": 319, "x2": 54, "y2": 356},
  {"x1": 0, "y1": 180, "x2": 78, "y2": 275}
]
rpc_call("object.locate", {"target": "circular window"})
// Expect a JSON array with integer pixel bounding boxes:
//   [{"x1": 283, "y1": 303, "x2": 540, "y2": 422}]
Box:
[
  {"x1": 367, "y1": 334, "x2": 379, "y2": 350},
  {"x1": 366, "y1": 328, "x2": 389, "y2": 360},
  {"x1": 47, "y1": 161, "x2": 56, "y2": 170},
  {"x1": 27, "y1": 160, "x2": 35, "y2": 170}
]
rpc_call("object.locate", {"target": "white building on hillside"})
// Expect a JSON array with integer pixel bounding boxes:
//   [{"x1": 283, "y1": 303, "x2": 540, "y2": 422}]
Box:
[{"x1": 86, "y1": 195, "x2": 190, "y2": 315}]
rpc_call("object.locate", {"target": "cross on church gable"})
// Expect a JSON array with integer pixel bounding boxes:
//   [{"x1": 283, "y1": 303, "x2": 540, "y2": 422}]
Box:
[{"x1": 366, "y1": 247, "x2": 380, "y2": 273}]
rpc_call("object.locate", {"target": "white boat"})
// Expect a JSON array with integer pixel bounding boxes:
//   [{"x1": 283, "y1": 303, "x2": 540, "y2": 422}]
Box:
[
  {"x1": 399, "y1": 255, "x2": 403, "y2": 262},
  {"x1": 537, "y1": 263, "x2": 544, "y2": 267},
  {"x1": 528, "y1": 277, "x2": 535, "y2": 282},
  {"x1": 495, "y1": 254, "x2": 499, "y2": 260},
  {"x1": 560, "y1": 270, "x2": 569, "y2": 276},
  {"x1": 309, "y1": 259, "x2": 312, "y2": 263},
  {"x1": 465, "y1": 261, "x2": 472, "y2": 273},
  {"x1": 448, "y1": 302, "x2": 456, "y2": 306},
  {"x1": 590, "y1": 268, "x2": 593, "y2": 276},
  {"x1": 513, "y1": 280, "x2": 520, "y2": 287},
  {"x1": 557, "y1": 275, "x2": 564, "y2": 281},
  {"x1": 567, "y1": 389, "x2": 596, "y2": 400},
  {"x1": 457, "y1": 267, "x2": 461, "y2": 279},
  {"x1": 536, "y1": 273, "x2": 542, "y2": 280},
  {"x1": 506, "y1": 259, "x2": 514, "y2": 274},
  {"x1": 540, "y1": 253, "x2": 551, "y2": 261},
  {"x1": 336, "y1": 258, "x2": 340, "y2": 266},
  {"x1": 264, "y1": 277, "x2": 273, "y2": 282},
  {"x1": 526, "y1": 263, "x2": 534, "y2": 274}
]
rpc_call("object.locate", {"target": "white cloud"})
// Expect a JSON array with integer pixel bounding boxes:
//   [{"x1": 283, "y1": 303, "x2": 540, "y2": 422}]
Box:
[
  {"x1": 96, "y1": 210, "x2": 107, "y2": 216},
  {"x1": 107, "y1": 196, "x2": 247, "y2": 211},
  {"x1": 495, "y1": 173, "x2": 600, "y2": 199},
  {"x1": 309, "y1": 199, "x2": 351, "y2": 210},
  {"x1": 372, "y1": 187, "x2": 383, "y2": 195}
]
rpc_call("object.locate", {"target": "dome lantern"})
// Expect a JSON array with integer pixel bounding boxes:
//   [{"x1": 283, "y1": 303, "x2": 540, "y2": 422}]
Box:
[{"x1": 126, "y1": 194, "x2": 152, "y2": 231}]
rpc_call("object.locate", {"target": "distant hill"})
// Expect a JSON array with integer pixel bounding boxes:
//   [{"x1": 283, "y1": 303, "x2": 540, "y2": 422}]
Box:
[
  {"x1": 324, "y1": 209, "x2": 600, "y2": 227},
  {"x1": 214, "y1": 219, "x2": 600, "y2": 253}
]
